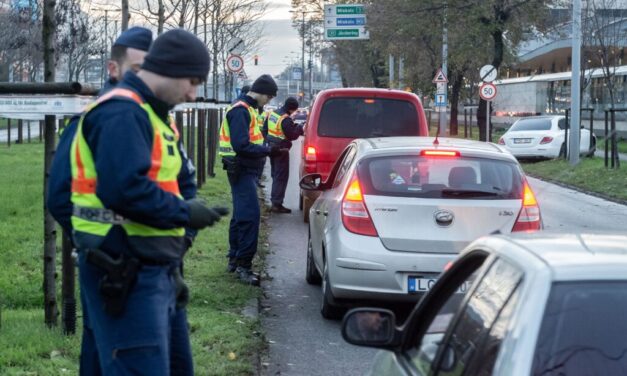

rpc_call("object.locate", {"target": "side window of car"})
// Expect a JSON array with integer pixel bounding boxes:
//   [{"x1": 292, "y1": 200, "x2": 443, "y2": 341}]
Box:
[
  {"x1": 434, "y1": 258, "x2": 523, "y2": 376},
  {"x1": 406, "y1": 259, "x2": 486, "y2": 375},
  {"x1": 333, "y1": 146, "x2": 357, "y2": 188}
]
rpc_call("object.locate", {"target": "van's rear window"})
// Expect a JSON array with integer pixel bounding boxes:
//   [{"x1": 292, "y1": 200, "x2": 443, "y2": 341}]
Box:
[{"x1": 318, "y1": 97, "x2": 419, "y2": 138}]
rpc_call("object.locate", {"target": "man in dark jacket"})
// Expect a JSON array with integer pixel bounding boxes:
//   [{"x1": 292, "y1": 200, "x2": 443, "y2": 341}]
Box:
[
  {"x1": 219, "y1": 74, "x2": 286, "y2": 285},
  {"x1": 263, "y1": 97, "x2": 303, "y2": 213},
  {"x1": 49, "y1": 29, "x2": 227, "y2": 375}
]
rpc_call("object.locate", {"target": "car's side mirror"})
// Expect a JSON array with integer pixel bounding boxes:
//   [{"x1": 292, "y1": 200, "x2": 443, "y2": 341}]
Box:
[
  {"x1": 299, "y1": 173, "x2": 323, "y2": 191},
  {"x1": 341, "y1": 308, "x2": 401, "y2": 349}
]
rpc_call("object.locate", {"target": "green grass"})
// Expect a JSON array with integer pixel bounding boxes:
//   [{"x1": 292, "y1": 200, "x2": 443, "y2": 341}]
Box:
[
  {"x1": 0, "y1": 118, "x2": 7, "y2": 130},
  {"x1": 521, "y1": 157, "x2": 627, "y2": 201},
  {"x1": 618, "y1": 138, "x2": 627, "y2": 154},
  {"x1": 0, "y1": 143, "x2": 264, "y2": 375}
]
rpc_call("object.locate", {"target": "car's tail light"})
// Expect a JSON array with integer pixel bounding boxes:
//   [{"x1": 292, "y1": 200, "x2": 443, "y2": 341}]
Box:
[
  {"x1": 444, "y1": 261, "x2": 453, "y2": 271},
  {"x1": 512, "y1": 181, "x2": 541, "y2": 232},
  {"x1": 498, "y1": 137, "x2": 505, "y2": 145},
  {"x1": 420, "y1": 150, "x2": 460, "y2": 157},
  {"x1": 304, "y1": 145, "x2": 317, "y2": 173},
  {"x1": 342, "y1": 176, "x2": 378, "y2": 237},
  {"x1": 540, "y1": 136, "x2": 553, "y2": 144}
]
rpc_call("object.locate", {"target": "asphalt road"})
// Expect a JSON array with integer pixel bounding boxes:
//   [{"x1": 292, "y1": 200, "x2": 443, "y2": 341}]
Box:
[{"x1": 260, "y1": 138, "x2": 627, "y2": 375}]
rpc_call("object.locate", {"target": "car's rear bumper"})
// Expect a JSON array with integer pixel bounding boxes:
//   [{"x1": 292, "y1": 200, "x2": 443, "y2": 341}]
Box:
[
  {"x1": 505, "y1": 144, "x2": 561, "y2": 158},
  {"x1": 327, "y1": 229, "x2": 458, "y2": 302}
]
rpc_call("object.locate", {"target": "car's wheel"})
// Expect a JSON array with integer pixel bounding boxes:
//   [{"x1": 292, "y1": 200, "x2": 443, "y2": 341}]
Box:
[
  {"x1": 299, "y1": 191, "x2": 303, "y2": 211},
  {"x1": 558, "y1": 143, "x2": 566, "y2": 158},
  {"x1": 305, "y1": 230, "x2": 322, "y2": 285},
  {"x1": 320, "y1": 260, "x2": 344, "y2": 320},
  {"x1": 303, "y1": 196, "x2": 312, "y2": 223}
]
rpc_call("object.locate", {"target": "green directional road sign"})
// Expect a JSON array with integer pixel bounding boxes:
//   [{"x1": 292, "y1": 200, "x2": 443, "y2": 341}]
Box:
[
  {"x1": 336, "y1": 5, "x2": 364, "y2": 14},
  {"x1": 327, "y1": 29, "x2": 359, "y2": 38}
]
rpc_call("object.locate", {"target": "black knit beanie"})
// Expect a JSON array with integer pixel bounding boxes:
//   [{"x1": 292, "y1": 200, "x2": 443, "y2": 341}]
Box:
[
  {"x1": 251, "y1": 74, "x2": 278, "y2": 96},
  {"x1": 142, "y1": 29, "x2": 210, "y2": 79},
  {"x1": 284, "y1": 96, "x2": 299, "y2": 112}
]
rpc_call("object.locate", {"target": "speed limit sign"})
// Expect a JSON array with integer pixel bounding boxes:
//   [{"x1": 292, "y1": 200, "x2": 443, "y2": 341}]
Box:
[
  {"x1": 226, "y1": 54, "x2": 244, "y2": 73},
  {"x1": 479, "y1": 82, "x2": 497, "y2": 101}
]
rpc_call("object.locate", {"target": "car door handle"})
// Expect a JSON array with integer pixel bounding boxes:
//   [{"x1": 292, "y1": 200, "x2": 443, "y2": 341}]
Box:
[
  {"x1": 315, "y1": 209, "x2": 321, "y2": 215},
  {"x1": 323, "y1": 211, "x2": 328, "y2": 217}
]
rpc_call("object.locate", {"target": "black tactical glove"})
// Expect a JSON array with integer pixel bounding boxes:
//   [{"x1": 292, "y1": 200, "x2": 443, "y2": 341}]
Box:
[
  {"x1": 186, "y1": 199, "x2": 229, "y2": 229},
  {"x1": 269, "y1": 145, "x2": 288, "y2": 157}
]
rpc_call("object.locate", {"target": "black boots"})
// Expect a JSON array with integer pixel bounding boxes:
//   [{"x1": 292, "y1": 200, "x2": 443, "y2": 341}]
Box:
[
  {"x1": 236, "y1": 266, "x2": 260, "y2": 286},
  {"x1": 271, "y1": 204, "x2": 292, "y2": 214}
]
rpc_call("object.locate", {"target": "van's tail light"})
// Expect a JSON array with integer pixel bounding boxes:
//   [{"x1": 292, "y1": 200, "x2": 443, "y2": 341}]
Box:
[
  {"x1": 512, "y1": 181, "x2": 542, "y2": 232},
  {"x1": 304, "y1": 145, "x2": 317, "y2": 173},
  {"x1": 498, "y1": 137, "x2": 505, "y2": 145},
  {"x1": 342, "y1": 176, "x2": 378, "y2": 237},
  {"x1": 539, "y1": 136, "x2": 553, "y2": 144}
]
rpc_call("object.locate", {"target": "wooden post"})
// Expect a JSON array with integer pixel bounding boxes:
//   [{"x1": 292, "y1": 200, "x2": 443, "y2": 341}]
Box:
[
  {"x1": 17, "y1": 119, "x2": 23, "y2": 144},
  {"x1": 43, "y1": 0, "x2": 58, "y2": 328},
  {"x1": 61, "y1": 230, "x2": 76, "y2": 334},
  {"x1": 196, "y1": 109, "x2": 204, "y2": 188},
  {"x1": 7, "y1": 118, "x2": 10, "y2": 147},
  {"x1": 27, "y1": 120, "x2": 31, "y2": 142}
]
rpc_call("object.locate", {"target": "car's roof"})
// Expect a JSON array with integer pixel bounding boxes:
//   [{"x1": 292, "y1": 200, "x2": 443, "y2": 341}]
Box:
[
  {"x1": 514, "y1": 115, "x2": 563, "y2": 121},
  {"x1": 482, "y1": 233, "x2": 627, "y2": 281},
  {"x1": 353, "y1": 137, "x2": 517, "y2": 162}
]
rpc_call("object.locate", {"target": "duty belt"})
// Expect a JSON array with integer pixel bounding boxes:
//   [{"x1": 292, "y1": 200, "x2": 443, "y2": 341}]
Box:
[{"x1": 73, "y1": 206, "x2": 129, "y2": 225}]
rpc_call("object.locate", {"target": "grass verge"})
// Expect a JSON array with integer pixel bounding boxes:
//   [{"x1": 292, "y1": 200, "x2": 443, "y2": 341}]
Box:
[
  {"x1": 521, "y1": 157, "x2": 627, "y2": 202},
  {"x1": 0, "y1": 143, "x2": 263, "y2": 375}
]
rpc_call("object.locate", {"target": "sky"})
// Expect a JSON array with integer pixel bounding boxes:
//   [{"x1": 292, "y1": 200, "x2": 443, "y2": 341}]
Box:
[{"x1": 242, "y1": 0, "x2": 301, "y2": 79}]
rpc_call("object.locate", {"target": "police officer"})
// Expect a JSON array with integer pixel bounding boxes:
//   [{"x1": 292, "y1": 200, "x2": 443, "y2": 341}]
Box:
[
  {"x1": 264, "y1": 97, "x2": 303, "y2": 213},
  {"x1": 100, "y1": 27, "x2": 153, "y2": 95},
  {"x1": 219, "y1": 74, "x2": 286, "y2": 285},
  {"x1": 65, "y1": 29, "x2": 227, "y2": 375}
]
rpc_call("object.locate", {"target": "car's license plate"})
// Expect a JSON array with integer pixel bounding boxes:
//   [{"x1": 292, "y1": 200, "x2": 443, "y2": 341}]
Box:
[
  {"x1": 513, "y1": 138, "x2": 532, "y2": 144},
  {"x1": 408, "y1": 277, "x2": 469, "y2": 294}
]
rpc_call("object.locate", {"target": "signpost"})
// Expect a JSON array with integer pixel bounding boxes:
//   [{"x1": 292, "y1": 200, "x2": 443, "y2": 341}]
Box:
[
  {"x1": 479, "y1": 82, "x2": 497, "y2": 142},
  {"x1": 324, "y1": 3, "x2": 369, "y2": 40},
  {"x1": 433, "y1": 68, "x2": 448, "y2": 113}
]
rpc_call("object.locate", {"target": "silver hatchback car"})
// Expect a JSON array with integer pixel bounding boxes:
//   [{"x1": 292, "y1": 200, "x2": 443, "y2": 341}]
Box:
[
  {"x1": 300, "y1": 137, "x2": 542, "y2": 319},
  {"x1": 342, "y1": 233, "x2": 627, "y2": 375}
]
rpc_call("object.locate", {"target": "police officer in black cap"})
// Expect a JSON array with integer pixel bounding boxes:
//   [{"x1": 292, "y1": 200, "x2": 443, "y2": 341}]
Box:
[
  {"x1": 65, "y1": 29, "x2": 228, "y2": 375},
  {"x1": 264, "y1": 96, "x2": 303, "y2": 213},
  {"x1": 219, "y1": 74, "x2": 287, "y2": 285},
  {"x1": 101, "y1": 26, "x2": 153, "y2": 95}
]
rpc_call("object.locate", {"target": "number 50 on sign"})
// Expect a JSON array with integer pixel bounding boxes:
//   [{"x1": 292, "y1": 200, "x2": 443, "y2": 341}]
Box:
[{"x1": 479, "y1": 82, "x2": 497, "y2": 101}]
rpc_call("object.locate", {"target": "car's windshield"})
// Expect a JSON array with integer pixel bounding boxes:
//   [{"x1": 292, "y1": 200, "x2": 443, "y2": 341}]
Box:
[
  {"x1": 358, "y1": 155, "x2": 523, "y2": 199},
  {"x1": 532, "y1": 281, "x2": 627, "y2": 375},
  {"x1": 509, "y1": 118, "x2": 553, "y2": 132},
  {"x1": 318, "y1": 97, "x2": 419, "y2": 138}
]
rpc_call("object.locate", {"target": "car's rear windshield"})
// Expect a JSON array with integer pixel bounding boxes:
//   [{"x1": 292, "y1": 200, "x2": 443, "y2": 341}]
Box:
[
  {"x1": 318, "y1": 97, "x2": 419, "y2": 138},
  {"x1": 357, "y1": 155, "x2": 523, "y2": 199},
  {"x1": 509, "y1": 118, "x2": 552, "y2": 131},
  {"x1": 532, "y1": 281, "x2": 627, "y2": 375}
]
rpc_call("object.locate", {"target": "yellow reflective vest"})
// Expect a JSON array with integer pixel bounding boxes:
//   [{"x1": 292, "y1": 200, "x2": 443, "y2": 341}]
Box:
[{"x1": 218, "y1": 101, "x2": 264, "y2": 157}]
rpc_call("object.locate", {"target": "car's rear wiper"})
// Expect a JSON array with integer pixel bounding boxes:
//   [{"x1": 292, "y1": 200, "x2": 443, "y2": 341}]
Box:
[{"x1": 441, "y1": 188, "x2": 500, "y2": 197}]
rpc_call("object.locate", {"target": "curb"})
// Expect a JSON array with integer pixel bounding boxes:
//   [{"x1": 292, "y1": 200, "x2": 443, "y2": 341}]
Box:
[{"x1": 527, "y1": 173, "x2": 627, "y2": 206}]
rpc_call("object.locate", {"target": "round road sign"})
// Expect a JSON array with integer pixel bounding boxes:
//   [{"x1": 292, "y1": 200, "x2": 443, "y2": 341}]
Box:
[
  {"x1": 479, "y1": 82, "x2": 497, "y2": 101},
  {"x1": 226, "y1": 54, "x2": 244, "y2": 73},
  {"x1": 480, "y1": 64, "x2": 497, "y2": 83}
]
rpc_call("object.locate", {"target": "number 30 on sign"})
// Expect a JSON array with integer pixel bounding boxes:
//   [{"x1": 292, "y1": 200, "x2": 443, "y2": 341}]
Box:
[{"x1": 479, "y1": 82, "x2": 497, "y2": 101}]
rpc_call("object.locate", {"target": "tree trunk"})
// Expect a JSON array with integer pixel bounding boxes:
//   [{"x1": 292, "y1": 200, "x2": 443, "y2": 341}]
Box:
[
  {"x1": 158, "y1": 0, "x2": 165, "y2": 34},
  {"x1": 449, "y1": 70, "x2": 464, "y2": 136},
  {"x1": 121, "y1": 0, "x2": 129, "y2": 31},
  {"x1": 42, "y1": 0, "x2": 58, "y2": 328}
]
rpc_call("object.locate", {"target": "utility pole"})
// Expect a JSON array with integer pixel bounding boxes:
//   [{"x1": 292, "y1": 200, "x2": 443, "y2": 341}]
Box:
[
  {"x1": 398, "y1": 57, "x2": 404, "y2": 89},
  {"x1": 389, "y1": 55, "x2": 395, "y2": 88},
  {"x1": 439, "y1": 9, "x2": 448, "y2": 137},
  {"x1": 121, "y1": 0, "x2": 129, "y2": 31},
  {"x1": 569, "y1": 0, "x2": 582, "y2": 166},
  {"x1": 301, "y1": 12, "x2": 305, "y2": 101}
]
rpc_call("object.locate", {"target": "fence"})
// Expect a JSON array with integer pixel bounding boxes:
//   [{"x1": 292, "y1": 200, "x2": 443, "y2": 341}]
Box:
[
  {"x1": 0, "y1": 83, "x2": 227, "y2": 333},
  {"x1": 565, "y1": 107, "x2": 621, "y2": 168}
]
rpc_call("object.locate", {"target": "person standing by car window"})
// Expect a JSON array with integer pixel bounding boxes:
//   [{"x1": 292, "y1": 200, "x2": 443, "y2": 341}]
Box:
[
  {"x1": 264, "y1": 97, "x2": 304, "y2": 213},
  {"x1": 219, "y1": 74, "x2": 286, "y2": 285}
]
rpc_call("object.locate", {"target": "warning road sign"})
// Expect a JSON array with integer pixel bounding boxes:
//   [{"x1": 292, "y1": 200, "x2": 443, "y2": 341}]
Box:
[{"x1": 432, "y1": 68, "x2": 448, "y2": 83}]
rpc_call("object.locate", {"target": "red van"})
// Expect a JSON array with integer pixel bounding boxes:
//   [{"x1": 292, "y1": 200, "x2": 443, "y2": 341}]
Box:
[{"x1": 300, "y1": 88, "x2": 429, "y2": 221}]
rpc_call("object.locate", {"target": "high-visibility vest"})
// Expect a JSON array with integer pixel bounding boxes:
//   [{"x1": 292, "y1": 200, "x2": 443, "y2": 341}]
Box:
[
  {"x1": 266, "y1": 111, "x2": 288, "y2": 141},
  {"x1": 218, "y1": 101, "x2": 264, "y2": 157},
  {"x1": 70, "y1": 88, "x2": 185, "y2": 250}
]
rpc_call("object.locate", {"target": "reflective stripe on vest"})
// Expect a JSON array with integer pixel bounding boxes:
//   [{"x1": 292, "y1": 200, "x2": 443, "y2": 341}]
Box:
[
  {"x1": 70, "y1": 88, "x2": 185, "y2": 243},
  {"x1": 218, "y1": 101, "x2": 264, "y2": 157},
  {"x1": 267, "y1": 111, "x2": 288, "y2": 140}
]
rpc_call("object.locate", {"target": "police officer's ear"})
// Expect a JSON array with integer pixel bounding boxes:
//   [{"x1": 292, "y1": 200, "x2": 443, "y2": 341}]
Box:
[{"x1": 107, "y1": 60, "x2": 121, "y2": 81}]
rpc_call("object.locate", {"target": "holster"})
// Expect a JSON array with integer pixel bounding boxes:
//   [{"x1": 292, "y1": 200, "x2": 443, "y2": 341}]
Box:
[
  {"x1": 172, "y1": 267, "x2": 189, "y2": 310},
  {"x1": 222, "y1": 157, "x2": 241, "y2": 185},
  {"x1": 86, "y1": 249, "x2": 141, "y2": 317}
]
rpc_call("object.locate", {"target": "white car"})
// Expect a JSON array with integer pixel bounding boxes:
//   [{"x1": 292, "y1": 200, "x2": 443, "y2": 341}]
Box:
[
  {"x1": 498, "y1": 115, "x2": 596, "y2": 159},
  {"x1": 342, "y1": 232, "x2": 627, "y2": 376},
  {"x1": 299, "y1": 137, "x2": 542, "y2": 319}
]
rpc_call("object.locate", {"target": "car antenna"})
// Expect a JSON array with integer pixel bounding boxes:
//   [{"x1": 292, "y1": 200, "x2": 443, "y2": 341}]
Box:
[{"x1": 433, "y1": 133, "x2": 439, "y2": 146}]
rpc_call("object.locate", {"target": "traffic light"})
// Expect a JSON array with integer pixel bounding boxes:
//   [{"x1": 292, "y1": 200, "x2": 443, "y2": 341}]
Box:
[
  {"x1": 254, "y1": 55, "x2": 259, "y2": 66},
  {"x1": 308, "y1": 60, "x2": 312, "y2": 69}
]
